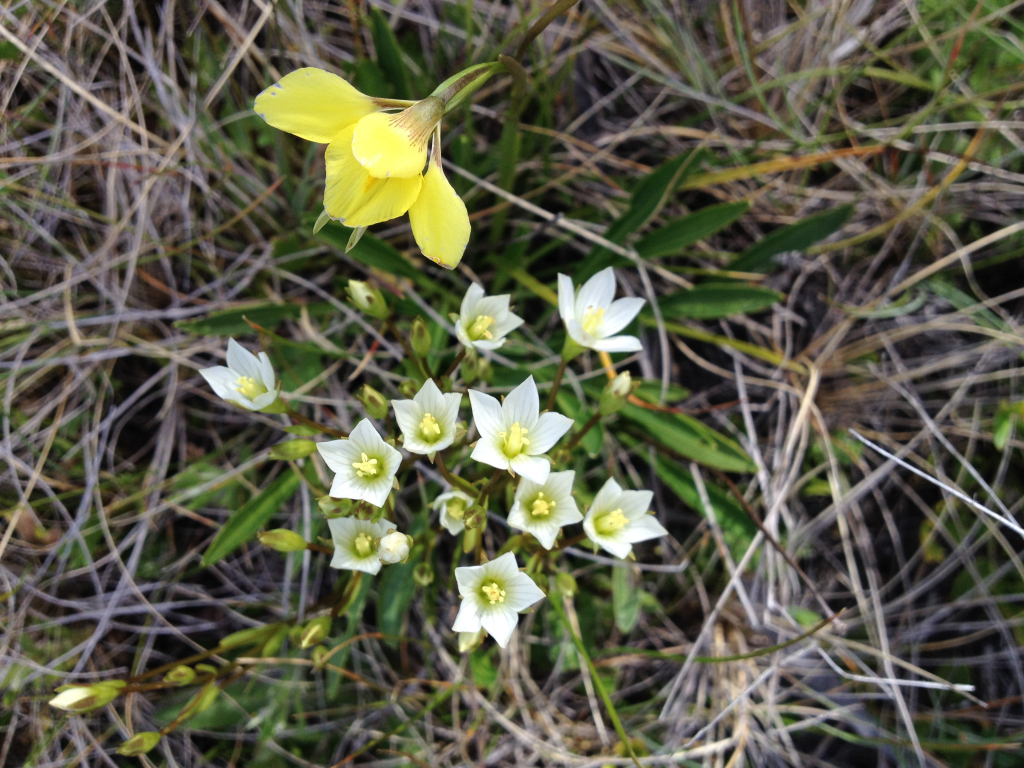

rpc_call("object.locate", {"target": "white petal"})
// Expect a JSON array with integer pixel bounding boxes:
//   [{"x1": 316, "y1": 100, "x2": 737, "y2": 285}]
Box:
[
  {"x1": 506, "y1": 501, "x2": 529, "y2": 532},
  {"x1": 525, "y1": 520, "x2": 560, "y2": 550},
  {"x1": 257, "y1": 351, "x2": 276, "y2": 390},
  {"x1": 461, "y1": 283, "x2": 485, "y2": 320},
  {"x1": 489, "y1": 312, "x2": 524, "y2": 341},
  {"x1": 505, "y1": 570, "x2": 546, "y2": 612},
  {"x1": 317, "y1": 439, "x2": 359, "y2": 474},
  {"x1": 599, "y1": 297, "x2": 645, "y2": 337},
  {"x1": 526, "y1": 412, "x2": 573, "y2": 454},
  {"x1": 471, "y1": 437, "x2": 510, "y2": 471},
  {"x1": 480, "y1": 606, "x2": 518, "y2": 648},
  {"x1": 546, "y1": 470, "x2": 576, "y2": 499},
  {"x1": 454, "y1": 320, "x2": 473, "y2": 348},
  {"x1": 414, "y1": 379, "x2": 446, "y2": 413},
  {"x1": 361, "y1": 477, "x2": 394, "y2": 508},
  {"x1": 502, "y1": 377, "x2": 539, "y2": 429},
  {"x1": 623, "y1": 514, "x2": 668, "y2": 543},
  {"x1": 328, "y1": 472, "x2": 364, "y2": 501},
  {"x1": 391, "y1": 399, "x2": 422, "y2": 442},
  {"x1": 348, "y1": 419, "x2": 385, "y2": 451},
  {"x1": 226, "y1": 338, "x2": 263, "y2": 381},
  {"x1": 575, "y1": 267, "x2": 616, "y2": 316},
  {"x1": 452, "y1": 599, "x2": 483, "y2": 633},
  {"x1": 475, "y1": 294, "x2": 511, "y2": 319},
  {"x1": 596, "y1": 534, "x2": 634, "y2": 559},
  {"x1": 591, "y1": 335, "x2": 643, "y2": 353},
  {"x1": 441, "y1": 392, "x2": 462, "y2": 428},
  {"x1": 565, "y1": 318, "x2": 594, "y2": 348},
  {"x1": 455, "y1": 562, "x2": 485, "y2": 595},
  {"x1": 200, "y1": 366, "x2": 242, "y2": 403},
  {"x1": 510, "y1": 454, "x2": 550, "y2": 484},
  {"x1": 487, "y1": 551, "x2": 521, "y2": 581},
  {"x1": 618, "y1": 489, "x2": 655, "y2": 520},
  {"x1": 469, "y1": 390, "x2": 503, "y2": 439},
  {"x1": 468, "y1": 338, "x2": 505, "y2": 351},
  {"x1": 557, "y1": 273, "x2": 576, "y2": 322},
  {"x1": 590, "y1": 477, "x2": 623, "y2": 514}
]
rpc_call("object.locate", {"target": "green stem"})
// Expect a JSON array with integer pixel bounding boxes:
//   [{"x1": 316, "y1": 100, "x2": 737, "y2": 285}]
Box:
[
  {"x1": 435, "y1": 452, "x2": 477, "y2": 496},
  {"x1": 561, "y1": 411, "x2": 601, "y2": 455},
  {"x1": 476, "y1": 467, "x2": 508, "y2": 503},
  {"x1": 546, "y1": 357, "x2": 569, "y2": 412},
  {"x1": 386, "y1": 318, "x2": 437, "y2": 383},
  {"x1": 514, "y1": 0, "x2": 581, "y2": 61},
  {"x1": 442, "y1": 348, "x2": 466, "y2": 379},
  {"x1": 284, "y1": 406, "x2": 347, "y2": 439},
  {"x1": 546, "y1": 591, "x2": 641, "y2": 768}
]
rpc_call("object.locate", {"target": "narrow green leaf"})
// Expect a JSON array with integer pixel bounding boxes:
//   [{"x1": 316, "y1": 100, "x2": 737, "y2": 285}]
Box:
[
  {"x1": 657, "y1": 283, "x2": 782, "y2": 320},
  {"x1": 620, "y1": 403, "x2": 756, "y2": 473},
  {"x1": 612, "y1": 565, "x2": 641, "y2": 633},
  {"x1": 731, "y1": 205, "x2": 853, "y2": 273},
  {"x1": 377, "y1": 556, "x2": 419, "y2": 647},
  {"x1": 316, "y1": 223, "x2": 439, "y2": 289},
  {"x1": 370, "y1": 8, "x2": 410, "y2": 100},
  {"x1": 635, "y1": 201, "x2": 749, "y2": 258},
  {"x1": 174, "y1": 302, "x2": 334, "y2": 336},
  {"x1": 201, "y1": 473, "x2": 300, "y2": 567}
]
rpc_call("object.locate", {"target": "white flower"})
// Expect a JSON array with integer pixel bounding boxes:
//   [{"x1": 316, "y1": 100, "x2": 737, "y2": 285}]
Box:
[
  {"x1": 432, "y1": 489, "x2": 474, "y2": 535},
  {"x1": 452, "y1": 552, "x2": 545, "y2": 648},
  {"x1": 454, "y1": 284, "x2": 524, "y2": 351},
  {"x1": 392, "y1": 379, "x2": 462, "y2": 456},
  {"x1": 582, "y1": 478, "x2": 667, "y2": 559},
  {"x1": 327, "y1": 516, "x2": 394, "y2": 574},
  {"x1": 199, "y1": 338, "x2": 280, "y2": 411},
  {"x1": 507, "y1": 471, "x2": 582, "y2": 550},
  {"x1": 468, "y1": 376, "x2": 573, "y2": 484},
  {"x1": 557, "y1": 267, "x2": 645, "y2": 352},
  {"x1": 378, "y1": 530, "x2": 412, "y2": 564},
  {"x1": 317, "y1": 420, "x2": 402, "y2": 508}
]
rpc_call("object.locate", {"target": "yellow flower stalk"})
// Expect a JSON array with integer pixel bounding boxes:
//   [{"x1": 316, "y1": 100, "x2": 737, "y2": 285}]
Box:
[{"x1": 254, "y1": 64, "x2": 496, "y2": 270}]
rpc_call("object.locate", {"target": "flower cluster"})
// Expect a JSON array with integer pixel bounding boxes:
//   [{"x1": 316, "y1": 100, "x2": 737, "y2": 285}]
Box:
[{"x1": 198, "y1": 270, "x2": 659, "y2": 649}]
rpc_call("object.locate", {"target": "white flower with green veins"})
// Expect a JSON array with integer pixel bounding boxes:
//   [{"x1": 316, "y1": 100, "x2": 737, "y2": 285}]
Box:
[
  {"x1": 452, "y1": 552, "x2": 545, "y2": 648},
  {"x1": 507, "y1": 471, "x2": 581, "y2": 550},
  {"x1": 454, "y1": 283, "x2": 524, "y2": 352},
  {"x1": 199, "y1": 338, "x2": 280, "y2": 411},
  {"x1": 327, "y1": 517, "x2": 393, "y2": 574},
  {"x1": 392, "y1": 379, "x2": 461, "y2": 456},
  {"x1": 317, "y1": 420, "x2": 402, "y2": 508},
  {"x1": 583, "y1": 477, "x2": 667, "y2": 559},
  {"x1": 557, "y1": 267, "x2": 645, "y2": 352}
]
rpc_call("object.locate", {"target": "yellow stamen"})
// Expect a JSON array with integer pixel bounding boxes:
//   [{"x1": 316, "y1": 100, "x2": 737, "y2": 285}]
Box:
[
  {"x1": 353, "y1": 532, "x2": 374, "y2": 558},
  {"x1": 419, "y1": 413, "x2": 441, "y2": 441},
  {"x1": 498, "y1": 422, "x2": 530, "y2": 458},
  {"x1": 352, "y1": 452, "x2": 379, "y2": 478},
  {"x1": 447, "y1": 498, "x2": 466, "y2": 521},
  {"x1": 468, "y1": 315, "x2": 495, "y2": 341},
  {"x1": 481, "y1": 582, "x2": 506, "y2": 605},
  {"x1": 235, "y1": 376, "x2": 267, "y2": 399},
  {"x1": 595, "y1": 508, "x2": 628, "y2": 536},
  {"x1": 581, "y1": 306, "x2": 605, "y2": 336},
  {"x1": 530, "y1": 492, "x2": 555, "y2": 518}
]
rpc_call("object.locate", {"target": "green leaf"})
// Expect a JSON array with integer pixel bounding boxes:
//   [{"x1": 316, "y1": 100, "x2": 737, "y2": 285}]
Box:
[
  {"x1": 377, "y1": 556, "x2": 419, "y2": 647},
  {"x1": 0, "y1": 41, "x2": 20, "y2": 61},
  {"x1": 612, "y1": 565, "x2": 641, "y2": 633},
  {"x1": 370, "y1": 8, "x2": 411, "y2": 100},
  {"x1": 315, "y1": 222, "x2": 439, "y2": 290},
  {"x1": 174, "y1": 302, "x2": 333, "y2": 336},
  {"x1": 619, "y1": 403, "x2": 755, "y2": 473},
  {"x1": 470, "y1": 647, "x2": 498, "y2": 688},
  {"x1": 635, "y1": 201, "x2": 749, "y2": 258},
  {"x1": 556, "y1": 390, "x2": 602, "y2": 456},
  {"x1": 731, "y1": 205, "x2": 853, "y2": 273},
  {"x1": 632, "y1": 380, "x2": 690, "y2": 404},
  {"x1": 657, "y1": 283, "x2": 782, "y2": 320},
  {"x1": 201, "y1": 473, "x2": 300, "y2": 567}
]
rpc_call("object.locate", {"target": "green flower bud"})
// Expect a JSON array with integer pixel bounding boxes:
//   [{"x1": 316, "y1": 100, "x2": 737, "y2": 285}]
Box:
[
  {"x1": 346, "y1": 279, "x2": 389, "y2": 319},
  {"x1": 190, "y1": 685, "x2": 219, "y2": 714},
  {"x1": 318, "y1": 496, "x2": 352, "y2": 516},
  {"x1": 258, "y1": 529, "x2": 309, "y2": 553},
  {"x1": 268, "y1": 439, "x2": 317, "y2": 461},
  {"x1": 262, "y1": 624, "x2": 289, "y2": 658},
  {"x1": 398, "y1": 379, "x2": 419, "y2": 398},
  {"x1": 300, "y1": 616, "x2": 331, "y2": 649},
  {"x1": 555, "y1": 572, "x2": 578, "y2": 597},
  {"x1": 413, "y1": 561, "x2": 435, "y2": 586},
  {"x1": 163, "y1": 665, "x2": 196, "y2": 686},
  {"x1": 48, "y1": 684, "x2": 122, "y2": 712},
  {"x1": 220, "y1": 624, "x2": 274, "y2": 650},
  {"x1": 475, "y1": 356, "x2": 493, "y2": 383},
  {"x1": 599, "y1": 371, "x2": 636, "y2": 416},
  {"x1": 460, "y1": 351, "x2": 479, "y2": 384},
  {"x1": 194, "y1": 664, "x2": 218, "y2": 675},
  {"x1": 311, "y1": 645, "x2": 330, "y2": 669},
  {"x1": 117, "y1": 732, "x2": 161, "y2": 757},
  {"x1": 410, "y1": 316, "x2": 432, "y2": 357},
  {"x1": 464, "y1": 507, "x2": 487, "y2": 530},
  {"x1": 357, "y1": 384, "x2": 389, "y2": 420}
]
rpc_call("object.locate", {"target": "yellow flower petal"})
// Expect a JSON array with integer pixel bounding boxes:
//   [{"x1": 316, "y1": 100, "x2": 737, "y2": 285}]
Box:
[
  {"x1": 351, "y1": 97, "x2": 443, "y2": 179},
  {"x1": 409, "y1": 160, "x2": 470, "y2": 269},
  {"x1": 324, "y1": 126, "x2": 422, "y2": 227},
  {"x1": 254, "y1": 68, "x2": 377, "y2": 144}
]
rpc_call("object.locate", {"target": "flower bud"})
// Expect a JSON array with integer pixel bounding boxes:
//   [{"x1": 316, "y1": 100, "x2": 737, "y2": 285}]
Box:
[
  {"x1": 410, "y1": 316, "x2": 431, "y2": 357},
  {"x1": 220, "y1": 625, "x2": 274, "y2": 650},
  {"x1": 458, "y1": 629, "x2": 486, "y2": 653},
  {"x1": 49, "y1": 683, "x2": 123, "y2": 712},
  {"x1": 464, "y1": 507, "x2": 487, "y2": 530},
  {"x1": 378, "y1": 531, "x2": 412, "y2": 564},
  {"x1": 319, "y1": 496, "x2": 352, "y2": 516},
  {"x1": 555, "y1": 572, "x2": 578, "y2": 597},
  {"x1": 190, "y1": 685, "x2": 219, "y2": 713},
  {"x1": 475, "y1": 356, "x2": 493, "y2": 383},
  {"x1": 311, "y1": 645, "x2": 330, "y2": 669},
  {"x1": 269, "y1": 439, "x2": 317, "y2": 461},
  {"x1": 163, "y1": 665, "x2": 196, "y2": 686},
  {"x1": 258, "y1": 529, "x2": 308, "y2": 553},
  {"x1": 300, "y1": 616, "x2": 331, "y2": 649},
  {"x1": 599, "y1": 371, "x2": 635, "y2": 416},
  {"x1": 413, "y1": 561, "x2": 434, "y2": 586},
  {"x1": 117, "y1": 732, "x2": 161, "y2": 757},
  {"x1": 460, "y1": 351, "x2": 479, "y2": 384},
  {"x1": 346, "y1": 279, "x2": 388, "y2": 319},
  {"x1": 398, "y1": 379, "x2": 419, "y2": 398},
  {"x1": 357, "y1": 384, "x2": 389, "y2": 420}
]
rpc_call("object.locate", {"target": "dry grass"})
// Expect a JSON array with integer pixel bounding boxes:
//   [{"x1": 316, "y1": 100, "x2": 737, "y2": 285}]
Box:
[{"x1": 3, "y1": 0, "x2": 1024, "y2": 766}]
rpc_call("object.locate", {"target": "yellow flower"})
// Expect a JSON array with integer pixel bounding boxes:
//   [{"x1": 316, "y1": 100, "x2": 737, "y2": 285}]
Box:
[{"x1": 254, "y1": 68, "x2": 471, "y2": 269}]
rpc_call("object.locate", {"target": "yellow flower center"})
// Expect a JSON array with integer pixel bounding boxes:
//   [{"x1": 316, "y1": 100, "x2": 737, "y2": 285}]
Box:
[
  {"x1": 530, "y1": 492, "x2": 555, "y2": 518},
  {"x1": 235, "y1": 376, "x2": 267, "y2": 399},
  {"x1": 468, "y1": 315, "x2": 495, "y2": 341},
  {"x1": 419, "y1": 413, "x2": 442, "y2": 441},
  {"x1": 498, "y1": 422, "x2": 530, "y2": 458},
  {"x1": 446, "y1": 498, "x2": 466, "y2": 521},
  {"x1": 595, "y1": 508, "x2": 628, "y2": 536},
  {"x1": 351, "y1": 452, "x2": 379, "y2": 478},
  {"x1": 481, "y1": 582, "x2": 506, "y2": 605},
  {"x1": 353, "y1": 532, "x2": 374, "y2": 558},
  {"x1": 581, "y1": 306, "x2": 605, "y2": 336}
]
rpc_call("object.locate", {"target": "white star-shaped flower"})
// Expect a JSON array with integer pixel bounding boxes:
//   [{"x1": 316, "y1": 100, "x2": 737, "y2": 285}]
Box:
[
  {"x1": 317, "y1": 420, "x2": 402, "y2": 508},
  {"x1": 432, "y1": 489, "x2": 474, "y2": 535},
  {"x1": 199, "y1": 338, "x2": 280, "y2": 411},
  {"x1": 327, "y1": 516, "x2": 394, "y2": 574},
  {"x1": 452, "y1": 552, "x2": 545, "y2": 648},
  {"x1": 392, "y1": 379, "x2": 461, "y2": 456},
  {"x1": 454, "y1": 283, "x2": 524, "y2": 352},
  {"x1": 557, "y1": 267, "x2": 645, "y2": 352},
  {"x1": 507, "y1": 471, "x2": 582, "y2": 550},
  {"x1": 582, "y1": 477, "x2": 667, "y2": 559},
  {"x1": 468, "y1": 376, "x2": 573, "y2": 484}
]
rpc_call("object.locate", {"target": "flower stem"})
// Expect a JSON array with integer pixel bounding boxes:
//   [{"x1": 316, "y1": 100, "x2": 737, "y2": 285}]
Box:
[
  {"x1": 435, "y1": 452, "x2": 477, "y2": 496},
  {"x1": 284, "y1": 406, "x2": 347, "y2": 439},
  {"x1": 561, "y1": 411, "x2": 601, "y2": 454},
  {"x1": 546, "y1": 356, "x2": 569, "y2": 412},
  {"x1": 442, "y1": 348, "x2": 466, "y2": 379},
  {"x1": 385, "y1": 317, "x2": 437, "y2": 384},
  {"x1": 476, "y1": 468, "x2": 508, "y2": 503},
  {"x1": 514, "y1": 0, "x2": 581, "y2": 62}
]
